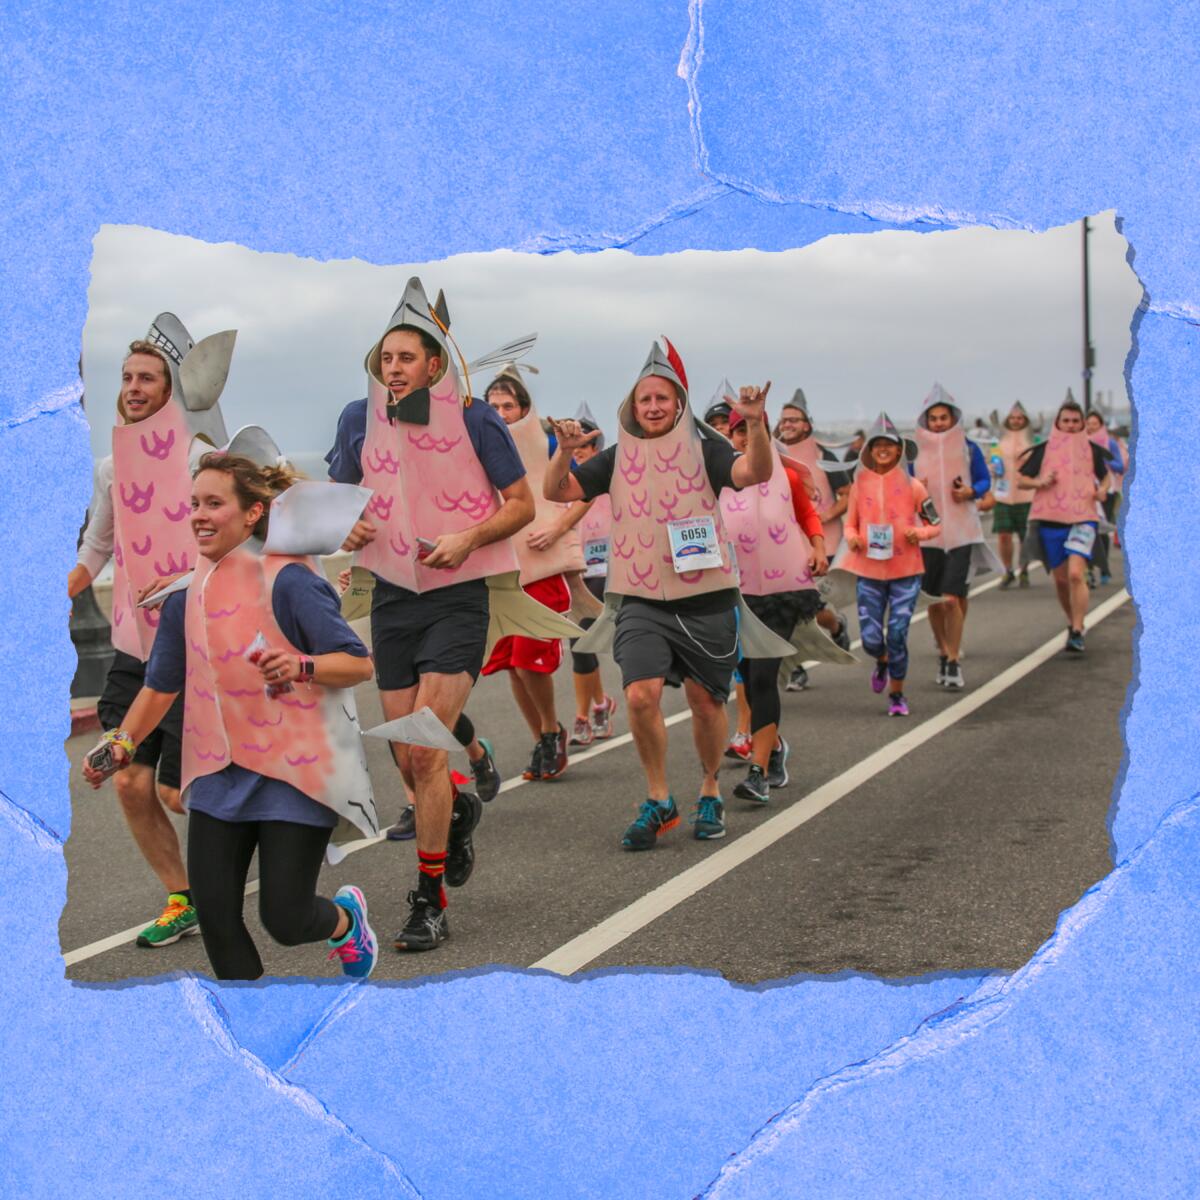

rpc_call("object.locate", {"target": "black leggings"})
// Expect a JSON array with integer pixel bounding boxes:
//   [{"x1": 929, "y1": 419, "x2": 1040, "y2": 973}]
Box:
[
  {"x1": 740, "y1": 655, "x2": 783, "y2": 734},
  {"x1": 571, "y1": 617, "x2": 599, "y2": 675},
  {"x1": 187, "y1": 810, "x2": 340, "y2": 980}
]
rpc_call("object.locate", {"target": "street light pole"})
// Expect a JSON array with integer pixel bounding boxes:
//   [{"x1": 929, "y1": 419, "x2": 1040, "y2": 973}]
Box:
[{"x1": 1082, "y1": 217, "x2": 1095, "y2": 414}]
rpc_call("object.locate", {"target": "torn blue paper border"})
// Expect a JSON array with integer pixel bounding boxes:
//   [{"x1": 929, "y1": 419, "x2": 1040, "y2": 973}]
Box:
[{"x1": 2, "y1": 3, "x2": 1194, "y2": 1196}]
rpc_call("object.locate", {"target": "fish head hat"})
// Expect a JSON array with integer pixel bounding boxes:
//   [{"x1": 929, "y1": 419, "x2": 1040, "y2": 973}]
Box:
[
  {"x1": 917, "y1": 381, "x2": 962, "y2": 430},
  {"x1": 129, "y1": 312, "x2": 236, "y2": 445}
]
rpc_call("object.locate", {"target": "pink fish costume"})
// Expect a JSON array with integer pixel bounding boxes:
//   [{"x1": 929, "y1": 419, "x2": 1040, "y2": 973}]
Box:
[
  {"x1": 491, "y1": 365, "x2": 585, "y2": 586},
  {"x1": 579, "y1": 493, "x2": 613, "y2": 579},
  {"x1": 109, "y1": 313, "x2": 237, "y2": 661},
  {"x1": 781, "y1": 388, "x2": 844, "y2": 555},
  {"x1": 912, "y1": 382, "x2": 1003, "y2": 585},
  {"x1": 1029, "y1": 423, "x2": 1104, "y2": 525},
  {"x1": 834, "y1": 412, "x2": 940, "y2": 581},
  {"x1": 992, "y1": 401, "x2": 1035, "y2": 506},
  {"x1": 721, "y1": 441, "x2": 814, "y2": 597},
  {"x1": 349, "y1": 278, "x2": 581, "y2": 647},
  {"x1": 573, "y1": 340, "x2": 794, "y2": 660},
  {"x1": 181, "y1": 482, "x2": 379, "y2": 851}
]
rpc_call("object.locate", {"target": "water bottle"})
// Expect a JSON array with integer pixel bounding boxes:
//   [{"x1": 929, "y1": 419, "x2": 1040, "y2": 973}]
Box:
[{"x1": 990, "y1": 453, "x2": 1004, "y2": 478}]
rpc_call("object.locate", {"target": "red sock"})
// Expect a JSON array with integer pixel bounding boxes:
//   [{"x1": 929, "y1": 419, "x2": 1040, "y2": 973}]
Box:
[{"x1": 417, "y1": 849, "x2": 448, "y2": 909}]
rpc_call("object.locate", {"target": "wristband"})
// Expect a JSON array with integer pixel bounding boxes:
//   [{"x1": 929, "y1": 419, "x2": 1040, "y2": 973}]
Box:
[
  {"x1": 298, "y1": 656, "x2": 315, "y2": 683},
  {"x1": 102, "y1": 728, "x2": 136, "y2": 757}
]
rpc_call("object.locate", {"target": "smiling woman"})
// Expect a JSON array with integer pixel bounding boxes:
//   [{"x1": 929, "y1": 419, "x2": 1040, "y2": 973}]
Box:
[{"x1": 82, "y1": 452, "x2": 381, "y2": 981}]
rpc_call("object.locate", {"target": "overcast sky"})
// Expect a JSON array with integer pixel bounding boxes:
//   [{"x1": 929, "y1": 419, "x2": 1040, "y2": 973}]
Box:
[{"x1": 83, "y1": 215, "x2": 1140, "y2": 462}]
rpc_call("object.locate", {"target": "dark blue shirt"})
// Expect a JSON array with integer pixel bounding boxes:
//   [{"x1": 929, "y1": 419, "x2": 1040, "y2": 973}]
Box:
[
  {"x1": 325, "y1": 396, "x2": 526, "y2": 491},
  {"x1": 146, "y1": 564, "x2": 370, "y2": 828}
]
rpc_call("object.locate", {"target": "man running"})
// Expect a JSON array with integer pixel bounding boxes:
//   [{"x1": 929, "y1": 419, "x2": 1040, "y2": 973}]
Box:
[
  {"x1": 990, "y1": 401, "x2": 1036, "y2": 589},
  {"x1": 913, "y1": 383, "x2": 999, "y2": 690},
  {"x1": 327, "y1": 277, "x2": 536, "y2": 950},
  {"x1": 67, "y1": 313, "x2": 236, "y2": 949},
  {"x1": 1018, "y1": 394, "x2": 1111, "y2": 652},
  {"x1": 545, "y1": 340, "x2": 781, "y2": 848},
  {"x1": 481, "y1": 363, "x2": 581, "y2": 781}
]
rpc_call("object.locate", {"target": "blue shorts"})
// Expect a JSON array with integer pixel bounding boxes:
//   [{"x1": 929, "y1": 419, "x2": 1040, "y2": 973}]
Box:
[{"x1": 1040, "y1": 521, "x2": 1097, "y2": 570}]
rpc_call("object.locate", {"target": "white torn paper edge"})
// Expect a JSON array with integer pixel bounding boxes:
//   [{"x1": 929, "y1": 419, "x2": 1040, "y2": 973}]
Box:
[{"x1": 362, "y1": 706, "x2": 463, "y2": 752}]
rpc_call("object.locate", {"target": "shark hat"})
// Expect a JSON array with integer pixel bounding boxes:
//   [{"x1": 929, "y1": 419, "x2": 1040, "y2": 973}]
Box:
[{"x1": 137, "y1": 311, "x2": 237, "y2": 446}]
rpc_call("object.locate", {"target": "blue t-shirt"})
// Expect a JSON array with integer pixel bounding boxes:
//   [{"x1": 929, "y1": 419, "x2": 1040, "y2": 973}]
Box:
[
  {"x1": 146, "y1": 563, "x2": 370, "y2": 828},
  {"x1": 325, "y1": 396, "x2": 526, "y2": 491}
]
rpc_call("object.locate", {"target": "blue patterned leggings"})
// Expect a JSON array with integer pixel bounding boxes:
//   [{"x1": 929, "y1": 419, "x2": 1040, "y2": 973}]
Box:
[{"x1": 855, "y1": 574, "x2": 923, "y2": 682}]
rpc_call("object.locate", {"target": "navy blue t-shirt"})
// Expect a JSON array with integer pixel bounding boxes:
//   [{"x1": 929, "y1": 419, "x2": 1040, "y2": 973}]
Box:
[
  {"x1": 325, "y1": 396, "x2": 526, "y2": 491},
  {"x1": 146, "y1": 564, "x2": 370, "y2": 828}
]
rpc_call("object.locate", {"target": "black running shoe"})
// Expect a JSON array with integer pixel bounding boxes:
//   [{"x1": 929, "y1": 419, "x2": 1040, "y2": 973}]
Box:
[
  {"x1": 766, "y1": 737, "x2": 790, "y2": 789},
  {"x1": 540, "y1": 727, "x2": 569, "y2": 780},
  {"x1": 785, "y1": 666, "x2": 809, "y2": 692},
  {"x1": 1065, "y1": 628, "x2": 1086, "y2": 653},
  {"x1": 734, "y1": 764, "x2": 771, "y2": 805},
  {"x1": 522, "y1": 739, "x2": 544, "y2": 781},
  {"x1": 471, "y1": 736, "x2": 502, "y2": 802},
  {"x1": 445, "y1": 790, "x2": 482, "y2": 887},
  {"x1": 393, "y1": 891, "x2": 449, "y2": 952},
  {"x1": 833, "y1": 614, "x2": 852, "y2": 652},
  {"x1": 386, "y1": 804, "x2": 416, "y2": 841}
]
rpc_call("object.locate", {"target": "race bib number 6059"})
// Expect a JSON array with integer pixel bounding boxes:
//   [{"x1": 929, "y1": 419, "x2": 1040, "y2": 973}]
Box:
[{"x1": 666, "y1": 516, "x2": 723, "y2": 572}]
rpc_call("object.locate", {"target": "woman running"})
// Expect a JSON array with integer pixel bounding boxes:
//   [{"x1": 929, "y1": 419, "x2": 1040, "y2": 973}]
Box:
[
  {"x1": 83, "y1": 453, "x2": 381, "y2": 980},
  {"x1": 840, "y1": 413, "x2": 941, "y2": 716}
]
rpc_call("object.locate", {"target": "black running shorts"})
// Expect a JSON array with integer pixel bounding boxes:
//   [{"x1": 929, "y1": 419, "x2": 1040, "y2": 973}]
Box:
[
  {"x1": 371, "y1": 577, "x2": 491, "y2": 691},
  {"x1": 97, "y1": 649, "x2": 184, "y2": 790},
  {"x1": 920, "y1": 545, "x2": 973, "y2": 598},
  {"x1": 612, "y1": 597, "x2": 739, "y2": 701}
]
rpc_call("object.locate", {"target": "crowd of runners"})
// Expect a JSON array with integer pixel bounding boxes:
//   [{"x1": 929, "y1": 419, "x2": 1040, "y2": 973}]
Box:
[{"x1": 73, "y1": 279, "x2": 1129, "y2": 980}]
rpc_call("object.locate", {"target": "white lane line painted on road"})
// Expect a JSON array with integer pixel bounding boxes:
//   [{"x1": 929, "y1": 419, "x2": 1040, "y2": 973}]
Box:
[
  {"x1": 59, "y1": 562, "x2": 1045, "y2": 968},
  {"x1": 529, "y1": 587, "x2": 1130, "y2": 976}
]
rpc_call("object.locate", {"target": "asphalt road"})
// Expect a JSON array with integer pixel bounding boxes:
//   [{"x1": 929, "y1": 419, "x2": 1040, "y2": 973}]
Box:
[{"x1": 62, "y1": 553, "x2": 1131, "y2": 984}]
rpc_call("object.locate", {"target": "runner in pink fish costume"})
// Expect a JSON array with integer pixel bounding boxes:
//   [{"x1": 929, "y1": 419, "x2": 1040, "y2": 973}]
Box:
[
  {"x1": 68, "y1": 313, "x2": 236, "y2": 950},
  {"x1": 481, "y1": 362, "x2": 581, "y2": 781},
  {"x1": 1084, "y1": 407, "x2": 1126, "y2": 587},
  {"x1": 327, "y1": 278, "x2": 544, "y2": 952},
  {"x1": 82, "y1": 454, "x2": 380, "y2": 980},
  {"x1": 547, "y1": 339, "x2": 789, "y2": 848},
  {"x1": 991, "y1": 401, "x2": 1037, "y2": 590},
  {"x1": 513, "y1": 400, "x2": 619, "y2": 749},
  {"x1": 773, "y1": 388, "x2": 853, "y2": 690},
  {"x1": 913, "y1": 383, "x2": 1002, "y2": 691},
  {"x1": 721, "y1": 406, "x2": 834, "y2": 804},
  {"x1": 1017, "y1": 394, "x2": 1112, "y2": 652},
  {"x1": 839, "y1": 412, "x2": 942, "y2": 717}
]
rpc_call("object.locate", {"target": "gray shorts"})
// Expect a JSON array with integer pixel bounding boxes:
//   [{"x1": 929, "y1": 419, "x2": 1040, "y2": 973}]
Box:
[{"x1": 612, "y1": 598, "x2": 739, "y2": 701}]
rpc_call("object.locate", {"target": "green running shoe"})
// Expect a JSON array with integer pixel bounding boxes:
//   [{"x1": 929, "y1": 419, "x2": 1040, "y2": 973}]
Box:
[{"x1": 136, "y1": 894, "x2": 200, "y2": 948}]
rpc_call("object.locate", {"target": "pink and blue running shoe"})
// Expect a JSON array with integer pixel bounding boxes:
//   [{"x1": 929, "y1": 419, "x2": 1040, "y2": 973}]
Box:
[
  {"x1": 328, "y1": 885, "x2": 378, "y2": 980},
  {"x1": 888, "y1": 693, "x2": 909, "y2": 717}
]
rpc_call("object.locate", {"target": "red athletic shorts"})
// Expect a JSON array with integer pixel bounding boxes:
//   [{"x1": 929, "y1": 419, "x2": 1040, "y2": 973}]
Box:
[{"x1": 481, "y1": 573, "x2": 571, "y2": 675}]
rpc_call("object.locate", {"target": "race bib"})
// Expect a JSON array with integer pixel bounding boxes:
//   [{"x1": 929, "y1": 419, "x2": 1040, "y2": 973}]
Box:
[
  {"x1": 995, "y1": 477, "x2": 1010, "y2": 500},
  {"x1": 1065, "y1": 522, "x2": 1097, "y2": 556},
  {"x1": 666, "y1": 515, "x2": 723, "y2": 572},
  {"x1": 583, "y1": 537, "x2": 609, "y2": 578},
  {"x1": 866, "y1": 522, "x2": 894, "y2": 561}
]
